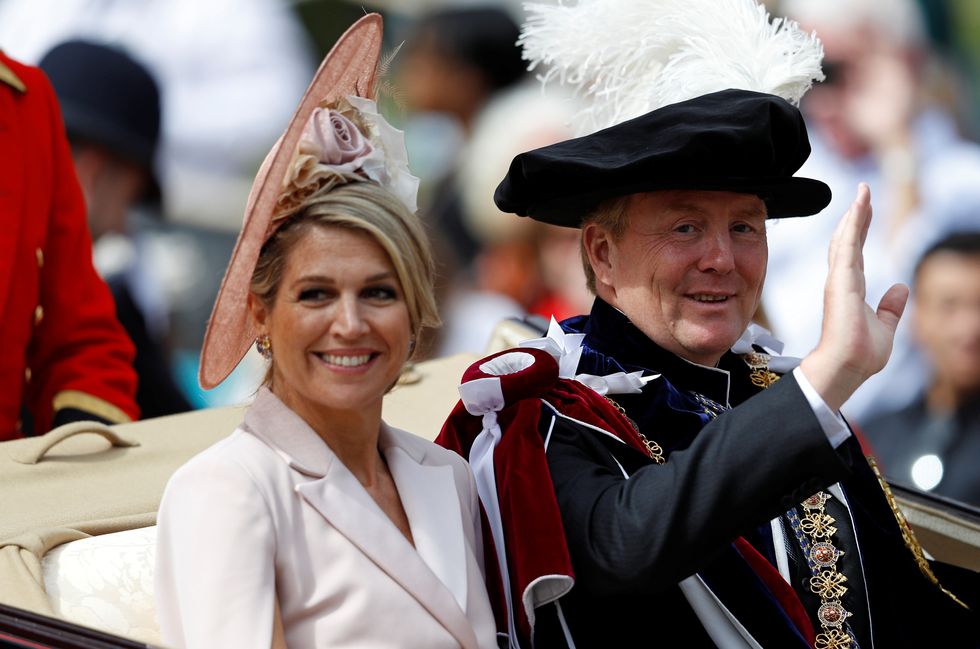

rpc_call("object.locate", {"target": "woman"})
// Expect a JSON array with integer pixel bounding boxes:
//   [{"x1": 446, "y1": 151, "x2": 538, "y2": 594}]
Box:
[{"x1": 154, "y1": 15, "x2": 497, "y2": 649}]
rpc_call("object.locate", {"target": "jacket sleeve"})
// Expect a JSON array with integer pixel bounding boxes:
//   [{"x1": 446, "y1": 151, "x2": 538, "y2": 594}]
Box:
[
  {"x1": 545, "y1": 374, "x2": 855, "y2": 596},
  {"x1": 25, "y1": 69, "x2": 139, "y2": 432},
  {"x1": 155, "y1": 447, "x2": 278, "y2": 649}
]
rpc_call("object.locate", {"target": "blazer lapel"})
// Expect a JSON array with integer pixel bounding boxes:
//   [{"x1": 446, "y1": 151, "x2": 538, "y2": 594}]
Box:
[
  {"x1": 382, "y1": 428, "x2": 468, "y2": 612},
  {"x1": 295, "y1": 444, "x2": 479, "y2": 649},
  {"x1": 246, "y1": 389, "x2": 480, "y2": 647}
]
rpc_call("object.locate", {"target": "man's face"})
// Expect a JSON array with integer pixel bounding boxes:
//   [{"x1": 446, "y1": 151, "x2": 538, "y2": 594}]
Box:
[
  {"x1": 588, "y1": 190, "x2": 768, "y2": 366},
  {"x1": 913, "y1": 252, "x2": 980, "y2": 396}
]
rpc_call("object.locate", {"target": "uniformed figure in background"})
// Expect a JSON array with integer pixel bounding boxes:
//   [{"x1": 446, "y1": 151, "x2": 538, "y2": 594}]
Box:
[
  {"x1": 0, "y1": 49, "x2": 138, "y2": 438},
  {"x1": 39, "y1": 40, "x2": 192, "y2": 419}
]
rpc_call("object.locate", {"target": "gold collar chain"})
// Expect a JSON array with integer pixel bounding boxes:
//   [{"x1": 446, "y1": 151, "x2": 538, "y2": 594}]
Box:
[
  {"x1": 603, "y1": 395, "x2": 665, "y2": 464},
  {"x1": 744, "y1": 352, "x2": 857, "y2": 647},
  {"x1": 786, "y1": 492, "x2": 856, "y2": 649},
  {"x1": 743, "y1": 351, "x2": 781, "y2": 388}
]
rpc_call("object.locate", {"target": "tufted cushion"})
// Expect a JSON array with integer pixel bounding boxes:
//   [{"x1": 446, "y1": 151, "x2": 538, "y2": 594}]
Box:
[{"x1": 42, "y1": 526, "x2": 160, "y2": 645}]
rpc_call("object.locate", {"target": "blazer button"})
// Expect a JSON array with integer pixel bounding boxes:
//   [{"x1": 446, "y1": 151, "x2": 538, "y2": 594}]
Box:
[
  {"x1": 34, "y1": 305, "x2": 43, "y2": 325},
  {"x1": 35, "y1": 248, "x2": 44, "y2": 268},
  {"x1": 24, "y1": 367, "x2": 31, "y2": 383}
]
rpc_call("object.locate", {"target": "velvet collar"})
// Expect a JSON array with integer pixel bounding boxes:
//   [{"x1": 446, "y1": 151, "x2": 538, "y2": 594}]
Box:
[{"x1": 564, "y1": 298, "x2": 765, "y2": 406}]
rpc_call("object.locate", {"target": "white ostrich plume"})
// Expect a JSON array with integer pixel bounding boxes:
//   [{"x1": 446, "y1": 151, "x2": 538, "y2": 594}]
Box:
[{"x1": 520, "y1": 0, "x2": 824, "y2": 135}]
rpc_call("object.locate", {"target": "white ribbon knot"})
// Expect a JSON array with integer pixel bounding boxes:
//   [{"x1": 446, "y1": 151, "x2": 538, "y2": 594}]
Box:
[
  {"x1": 730, "y1": 323, "x2": 801, "y2": 374},
  {"x1": 519, "y1": 317, "x2": 657, "y2": 395}
]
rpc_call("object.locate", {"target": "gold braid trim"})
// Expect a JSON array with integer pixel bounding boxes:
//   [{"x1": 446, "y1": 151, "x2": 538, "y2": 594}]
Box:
[
  {"x1": 52, "y1": 390, "x2": 133, "y2": 425},
  {"x1": 866, "y1": 455, "x2": 970, "y2": 610},
  {"x1": 0, "y1": 59, "x2": 26, "y2": 92}
]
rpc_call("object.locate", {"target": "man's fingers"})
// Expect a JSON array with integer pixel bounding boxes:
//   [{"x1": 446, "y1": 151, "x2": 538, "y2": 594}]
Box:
[
  {"x1": 876, "y1": 283, "x2": 910, "y2": 333},
  {"x1": 839, "y1": 184, "x2": 871, "y2": 257},
  {"x1": 827, "y1": 183, "x2": 871, "y2": 271},
  {"x1": 856, "y1": 183, "x2": 872, "y2": 249}
]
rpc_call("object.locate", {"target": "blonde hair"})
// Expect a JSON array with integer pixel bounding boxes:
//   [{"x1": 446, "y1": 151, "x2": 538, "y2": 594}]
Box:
[
  {"x1": 580, "y1": 194, "x2": 632, "y2": 294},
  {"x1": 251, "y1": 180, "x2": 441, "y2": 370}
]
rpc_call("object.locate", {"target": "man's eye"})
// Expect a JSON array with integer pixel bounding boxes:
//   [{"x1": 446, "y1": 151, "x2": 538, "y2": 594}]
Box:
[{"x1": 674, "y1": 224, "x2": 696, "y2": 234}]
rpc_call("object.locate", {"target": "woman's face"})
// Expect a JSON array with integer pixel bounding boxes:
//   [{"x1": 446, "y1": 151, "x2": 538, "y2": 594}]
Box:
[{"x1": 250, "y1": 225, "x2": 412, "y2": 422}]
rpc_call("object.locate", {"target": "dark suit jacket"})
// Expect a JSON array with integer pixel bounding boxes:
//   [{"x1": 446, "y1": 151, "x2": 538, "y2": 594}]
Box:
[{"x1": 530, "y1": 299, "x2": 978, "y2": 648}]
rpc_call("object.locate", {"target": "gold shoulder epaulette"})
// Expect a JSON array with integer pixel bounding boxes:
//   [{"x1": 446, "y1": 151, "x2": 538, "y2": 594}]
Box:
[{"x1": 0, "y1": 57, "x2": 27, "y2": 93}]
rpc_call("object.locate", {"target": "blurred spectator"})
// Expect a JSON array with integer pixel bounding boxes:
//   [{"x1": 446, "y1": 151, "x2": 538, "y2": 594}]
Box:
[
  {"x1": 398, "y1": 6, "x2": 527, "y2": 285},
  {"x1": 863, "y1": 232, "x2": 980, "y2": 506},
  {"x1": 437, "y1": 82, "x2": 592, "y2": 356},
  {"x1": 0, "y1": 0, "x2": 315, "y2": 231},
  {"x1": 764, "y1": 0, "x2": 980, "y2": 424},
  {"x1": 0, "y1": 0, "x2": 316, "y2": 408},
  {"x1": 40, "y1": 40, "x2": 192, "y2": 419},
  {"x1": 0, "y1": 50, "x2": 139, "y2": 439}
]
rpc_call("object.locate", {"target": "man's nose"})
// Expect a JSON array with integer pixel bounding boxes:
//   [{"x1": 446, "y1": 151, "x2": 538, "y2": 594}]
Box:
[{"x1": 699, "y1": 232, "x2": 736, "y2": 273}]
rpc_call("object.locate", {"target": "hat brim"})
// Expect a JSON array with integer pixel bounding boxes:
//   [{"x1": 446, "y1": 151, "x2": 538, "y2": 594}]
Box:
[
  {"x1": 198, "y1": 13, "x2": 383, "y2": 389},
  {"x1": 521, "y1": 176, "x2": 832, "y2": 228}
]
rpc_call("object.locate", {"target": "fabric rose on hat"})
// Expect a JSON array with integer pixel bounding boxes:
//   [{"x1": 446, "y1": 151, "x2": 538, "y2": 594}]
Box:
[
  {"x1": 300, "y1": 107, "x2": 376, "y2": 171},
  {"x1": 275, "y1": 96, "x2": 420, "y2": 222},
  {"x1": 346, "y1": 95, "x2": 420, "y2": 214}
]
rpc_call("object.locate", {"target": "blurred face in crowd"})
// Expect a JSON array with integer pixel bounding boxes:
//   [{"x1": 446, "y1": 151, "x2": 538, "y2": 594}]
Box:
[
  {"x1": 585, "y1": 190, "x2": 768, "y2": 366},
  {"x1": 799, "y1": 22, "x2": 920, "y2": 160},
  {"x1": 72, "y1": 144, "x2": 148, "y2": 241},
  {"x1": 398, "y1": 33, "x2": 490, "y2": 128},
  {"x1": 913, "y1": 251, "x2": 980, "y2": 400},
  {"x1": 250, "y1": 226, "x2": 412, "y2": 424}
]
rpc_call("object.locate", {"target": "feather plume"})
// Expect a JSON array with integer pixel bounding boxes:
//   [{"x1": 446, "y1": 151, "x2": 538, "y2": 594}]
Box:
[
  {"x1": 520, "y1": 0, "x2": 824, "y2": 134},
  {"x1": 373, "y1": 41, "x2": 408, "y2": 109}
]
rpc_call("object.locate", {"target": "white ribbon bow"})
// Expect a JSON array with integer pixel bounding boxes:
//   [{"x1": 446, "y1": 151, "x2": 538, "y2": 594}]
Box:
[{"x1": 519, "y1": 317, "x2": 657, "y2": 395}]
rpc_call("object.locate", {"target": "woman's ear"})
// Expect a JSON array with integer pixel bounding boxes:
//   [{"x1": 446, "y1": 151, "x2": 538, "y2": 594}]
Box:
[{"x1": 248, "y1": 292, "x2": 268, "y2": 333}]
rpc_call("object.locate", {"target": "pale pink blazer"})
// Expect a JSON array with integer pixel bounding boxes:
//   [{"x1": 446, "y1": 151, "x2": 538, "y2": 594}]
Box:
[{"x1": 155, "y1": 387, "x2": 498, "y2": 649}]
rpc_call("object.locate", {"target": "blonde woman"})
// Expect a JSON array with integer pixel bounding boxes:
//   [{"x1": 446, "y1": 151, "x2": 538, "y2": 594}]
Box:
[{"x1": 154, "y1": 16, "x2": 497, "y2": 649}]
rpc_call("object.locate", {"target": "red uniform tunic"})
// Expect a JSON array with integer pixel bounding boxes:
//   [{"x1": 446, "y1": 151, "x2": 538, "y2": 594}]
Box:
[{"x1": 0, "y1": 51, "x2": 139, "y2": 439}]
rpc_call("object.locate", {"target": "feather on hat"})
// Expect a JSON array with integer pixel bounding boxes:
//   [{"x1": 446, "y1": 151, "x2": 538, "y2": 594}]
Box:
[
  {"x1": 494, "y1": 0, "x2": 832, "y2": 226},
  {"x1": 521, "y1": 0, "x2": 825, "y2": 135}
]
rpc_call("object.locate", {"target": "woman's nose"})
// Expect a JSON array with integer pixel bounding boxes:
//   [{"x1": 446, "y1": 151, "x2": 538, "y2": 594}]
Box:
[{"x1": 332, "y1": 295, "x2": 369, "y2": 337}]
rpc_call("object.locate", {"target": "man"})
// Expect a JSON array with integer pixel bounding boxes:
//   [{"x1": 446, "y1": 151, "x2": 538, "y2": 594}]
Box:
[
  {"x1": 864, "y1": 232, "x2": 980, "y2": 506},
  {"x1": 0, "y1": 49, "x2": 138, "y2": 438},
  {"x1": 39, "y1": 40, "x2": 192, "y2": 418},
  {"x1": 440, "y1": 89, "x2": 978, "y2": 647}
]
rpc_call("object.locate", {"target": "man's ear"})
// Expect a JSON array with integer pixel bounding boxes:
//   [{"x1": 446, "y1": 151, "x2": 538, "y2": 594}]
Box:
[
  {"x1": 248, "y1": 292, "x2": 268, "y2": 333},
  {"x1": 583, "y1": 223, "x2": 615, "y2": 291}
]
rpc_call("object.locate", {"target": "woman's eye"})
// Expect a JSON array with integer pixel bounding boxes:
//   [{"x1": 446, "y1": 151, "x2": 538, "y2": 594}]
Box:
[
  {"x1": 674, "y1": 223, "x2": 696, "y2": 234},
  {"x1": 298, "y1": 288, "x2": 330, "y2": 302},
  {"x1": 364, "y1": 286, "x2": 398, "y2": 301}
]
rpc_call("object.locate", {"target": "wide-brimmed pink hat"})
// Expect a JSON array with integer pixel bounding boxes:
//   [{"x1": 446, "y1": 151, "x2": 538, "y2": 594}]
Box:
[{"x1": 199, "y1": 14, "x2": 384, "y2": 389}]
